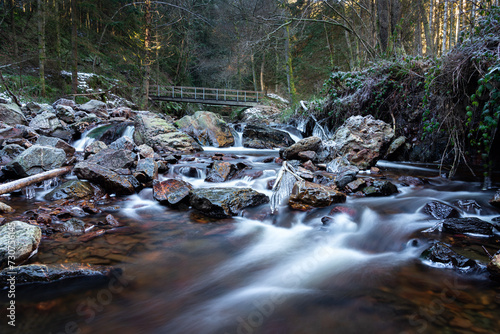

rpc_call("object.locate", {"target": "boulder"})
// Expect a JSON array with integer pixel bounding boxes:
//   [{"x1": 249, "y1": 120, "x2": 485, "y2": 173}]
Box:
[
  {"x1": 384, "y1": 136, "x2": 407, "y2": 159},
  {"x1": 289, "y1": 180, "x2": 346, "y2": 210},
  {"x1": 5, "y1": 145, "x2": 66, "y2": 177},
  {"x1": 489, "y1": 190, "x2": 500, "y2": 208},
  {"x1": 137, "y1": 144, "x2": 154, "y2": 158},
  {"x1": 0, "y1": 144, "x2": 25, "y2": 163},
  {"x1": 134, "y1": 113, "x2": 202, "y2": 153},
  {"x1": 52, "y1": 218, "x2": 93, "y2": 235},
  {"x1": 190, "y1": 187, "x2": 269, "y2": 218},
  {"x1": 205, "y1": 161, "x2": 234, "y2": 182},
  {"x1": 330, "y1": 115, "x2": 394, "y2": 169},
  {"x1": 0, "y1": 221, "x2": 41, "y2": 268},
  {"x1": 53, "y1": 98, "x2": 77, "y2": 109},
  {"x1": 0, "y1": 103, "x2": 27, "y2": 126},
  {"x1": 84, "y1": 140, "x2": 107, "y2": 158},
  {"x1": 109, "y1": 136, "x2": 136, "y2": 151},
  {"x1": 55, "y1": 105, "x2": 76, "y2": 123},
  {"x1": 280, "y1": 136, "x2": 322, "y2": 160},
  {"x1": 175, "y1": 111, "x2": 234, "y2": 147},
  {"x1": 487, "y1": 251, "x2": 500, "y2": 281},
  {"x1": 78, "y1": 100, "x2": 108, "y2": 119},
  {"x1": 243, "y1": 124, "x2": 294, "y2": 149},
  {"x1": 44, "y1": 180, "x2": 101, "y2": 201},
  {"x1": 153, "y1": 179, "x2": 193, "y2": 206},
  {"x1": 133, "y1": 158, "x2": 158, "y2": 183},
  {"x1": 74, "y1": 161, "x2": 137, "y2": 195},
  {"x1": 87, "y1": 148, "x2": 136, "y2": 171},
  {"x1": 0, "y1": 202, "x2": 14, "y2": 213},
  {"x1": 0, "y1": 263, "x2": 119, "y2": 285},
  {"x1": 36, "y1": 135, "x2": 75, "y2": 157},
  {"x1": 29, "y1": 111, "x2": 71, "y2": 141},
  {"x1": 421, "y1": 243, "x2": 479, "y2": 270},
  {"x1": 442, "y1": 217, "x2": 493, "y2": 236},
  {"x1": 422, "y1": 201, "x2": 461, "y2": 219},
  {"x1": 362, "y1": 180, "x2": 399, "y2": 197}
]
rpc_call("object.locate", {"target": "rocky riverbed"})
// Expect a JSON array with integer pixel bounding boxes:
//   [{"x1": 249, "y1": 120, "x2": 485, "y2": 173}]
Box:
[{"x1": 0, "y1": 96, "x2": 500, "y2": 333}]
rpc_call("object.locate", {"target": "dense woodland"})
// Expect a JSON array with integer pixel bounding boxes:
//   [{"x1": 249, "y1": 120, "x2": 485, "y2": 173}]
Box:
[{"x1": 0, "y1": 0, "x2": 500, "y2": 177}]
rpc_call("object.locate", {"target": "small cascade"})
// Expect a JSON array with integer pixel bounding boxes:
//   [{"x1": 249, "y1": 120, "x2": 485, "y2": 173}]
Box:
[
  {"x1": 23, "y1": 185, "x2": 36, "y2": 199},
  {"x1": 73, "y1": 128, "x2": 96, "y2": 152},
  {"x1": 310, "y1": 115, "x2": 332, "y2": 141},
  {"x1": 122, "y1": 125, "x2": 135, "y2": 139},
  {"x1": 231, "y1": 124, "x2": 245, "y2": 147}
]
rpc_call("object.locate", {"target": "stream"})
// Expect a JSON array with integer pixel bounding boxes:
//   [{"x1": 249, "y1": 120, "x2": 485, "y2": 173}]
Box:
[{"x1": 1, "y1": 124, "x2": 500, "y2": 334}]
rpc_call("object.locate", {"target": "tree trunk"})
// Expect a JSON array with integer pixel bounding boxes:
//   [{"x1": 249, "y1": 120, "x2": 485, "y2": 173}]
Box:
[
  {"x1": 142, "y1": 0, "x2": 152, "y2": 109},
  {"x1": 260, "y1": 52, "x2": 266, "y2": 92},
  {"x1": 324, "y1": 23, "x2": 334, "y2": 68},
  {"x1": 377, "y1": 0, "x2": 389, "y2": 53},
  {"x1": 456, "y1": 0, "x2": 462, "y2": 44},
  {"x1": 71, "y1": 0, "x2": 78, "y2": 97},
  {"x1": 37, "y1": 0, "x2": 46, "y2": 97},
  {"x1": 10, "y1": 0, "x2": 18, "y2": 59},
  {"x1": 251, "y1": 53, "x2": 258, "y2": 92},
  {"x1": 390, "y1": 0, "x2": 401, "y2": 51},
  {"x1": 0, "y1": 167, "x2": 73, "y2": 196},
  {"x1": 442, "y1": 0, "x2": 448, "y2": 54},
  {"x1": 285, "y1": 25, "x2": 296, "y2": 103}
]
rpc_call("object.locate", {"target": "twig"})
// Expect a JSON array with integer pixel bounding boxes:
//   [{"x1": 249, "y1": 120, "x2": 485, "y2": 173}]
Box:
[
  {"x1": 482, "y1": 245, "x2": 492, "y2": 259},
  {"x1": 0, "y1": 70, "x2": 22, "y2": 107}
]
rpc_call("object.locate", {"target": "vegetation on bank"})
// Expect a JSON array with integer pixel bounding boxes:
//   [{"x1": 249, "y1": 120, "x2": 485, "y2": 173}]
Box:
[{"x1": 298, "y1": 6, "x2": 500, "y2": 180}]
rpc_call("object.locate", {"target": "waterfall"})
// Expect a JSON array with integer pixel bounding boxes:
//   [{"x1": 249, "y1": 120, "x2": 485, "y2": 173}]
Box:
[
  {"x1": 231, "y1": 124, "x2": 245, "y2": 147},
  {"x1": 73, "y1": 127, "x2": 97, "y2": 152},
  {"x1": 122, "y1": 125, "x2": 135, "y2": 139}
]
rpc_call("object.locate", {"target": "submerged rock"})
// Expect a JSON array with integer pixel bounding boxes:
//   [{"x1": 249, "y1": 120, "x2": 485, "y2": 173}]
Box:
[
  {"x1": 243, "y1": 124, "x2": 294, "y2": 149},
  {"x1": 74, "y1": 161, "x2": 137, "y2": 195},
  {"x1": 4, "y1": 145, "x2": 66, "y2": 177},
  {"x1": 44, "y1": 180, "x2": 101, "y2": 201},
  {"x1": 176, "y1": 111, "x2": 234, "y2": 147},
  {"x1": 289, "y1": 180, "x2": 346, "y2": 210},
  {"x1": 153, "y1": 179, "x2": 193, "y2": 206},
  {"x1": 422, "y1": 242, "x2": 479, "y2": 270},
  {"x1": 52, "y1": 219, "x2": 93, "y2": 235},
  {"x1": 442, "y1": 217, "x2": 493, "y2": 236},
  {"x1": 134, "y1": 113, "x2": 202, "y2": 153},
  {"x1": 422, "y1": 201, "x2": 461, "y2": 219},
  {"x1": 190, "y1": 187, "x2": 269, "y2": 218},
  {"x1": 0, "y1": 263, "x2": 120, "y2": 285},
  {"x1": 0, "y1": 221, "x2": 41, "y2": 268},
  {"x1": 362, "y1": 180, "x2": 398, "y2": 197}
]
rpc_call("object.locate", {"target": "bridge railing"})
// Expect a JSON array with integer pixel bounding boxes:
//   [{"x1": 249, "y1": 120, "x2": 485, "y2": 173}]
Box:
[{"x1": 151, "y1": 86, "x2": 263, "y2": 103}]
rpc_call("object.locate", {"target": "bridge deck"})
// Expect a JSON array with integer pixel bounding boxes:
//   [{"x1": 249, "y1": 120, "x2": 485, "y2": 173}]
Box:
[{"x1": 149, "y1": 86, "x2": 263, "y2": 107}]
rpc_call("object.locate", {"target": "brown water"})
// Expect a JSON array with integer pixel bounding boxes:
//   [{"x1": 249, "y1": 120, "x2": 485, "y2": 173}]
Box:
[{"x1": 1, "y1": 147, "x2": 500, "y2": 334}]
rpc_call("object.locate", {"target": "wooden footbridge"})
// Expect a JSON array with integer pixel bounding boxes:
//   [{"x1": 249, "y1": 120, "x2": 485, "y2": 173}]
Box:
[{"x1": 149, "y1": 86, "x2": 263, "y2": 107}]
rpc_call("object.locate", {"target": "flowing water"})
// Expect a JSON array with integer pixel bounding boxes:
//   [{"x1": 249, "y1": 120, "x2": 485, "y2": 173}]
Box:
[{"x1": 1, "y1": 127, "x2": 500, "y2": 334}]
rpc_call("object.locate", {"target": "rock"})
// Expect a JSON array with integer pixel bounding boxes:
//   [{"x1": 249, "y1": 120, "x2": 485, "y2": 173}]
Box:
[
  {"x1": 137, "y1": 144, "x2": 154, "y2": 158},
  {"x1": 190, "y1": 187, "x2": 269, "y2": 218},
  {"x1": 243, "y1": 124, "x2": 294, "y2": 149},
  {"x1": 280, "y1": 136, "x2": 322, "y2": 160},
  {"x1": 175, "y1": 111, "x2": 234, "y2": 147},
  {"x1": 298, "y1": 150, "x2": 317, "y2": 161},
  {"x1": 422, "y1": 201, "x2": 461, "y2": 219},
  {"x1": 84, "y1": 140, "x2": 107, "y2": 158},
  {"x1": 52, "y1": 218, "x2": 93, "y2": 235},
  {"x1": 55, "y1": 105, "x2": 76, "y2": 123},
  {"x1": 0, "y1": 221, "x2": 41, "y2": 268},
  {"x1": 330, "y1": 115, "x2": 394, "y2": 169},
  {"x1": 0, "y1": 103, "x2": 27, "y2": 126},
  {"x1": 422, "y1": 242, "x2": 479, "y2": 270},
  {"x1": 110, "y1": 106, "x2": 132, "y2": 119},
  {"x1": 384, "y1": 136, "x2": 406, "y2": 159},
  {"x1": 489, "y1": 190, "x2": 500, "y2": 208},
  {"x1": 487, "y1": 251, "x2": 500, "y2": 281},
  {"x1": 53, "y1": 98, "x2": 77, "y2": 109},
  {"x1": 0, "y1": 202, "x2": 14, "y2": 213},
  {"x1": 314, "y1": 165, "x2": 358, "y2": 190},
  {"x1": 442, "y1": 217, "x2": 493, "y2": 236},
  {"x1": 35, "y1": 135, "x2": 75, "y2": 157},
  {"x1": 241, "y1": 105, "x2": 283, "y2": 124},
  {"x1": 29, "y1": 111, "x2": 71, "y2": 141},
  {"x1": 205, "y1": 161, "x2": 234, "y2": 182},
  {"x1": 74, "y1": 161, "x2": 137, "y2": 195},
  {"x1": 0, "y1": 144, "x2": 25, "y2": 163},
  {"x1": 302, "y1": 160, "x2": 318, "y2": 172},
  {"x1": 85, "y1": 123, "x2": 133, "y2": 145},
  {"x1": 133, "y1": 158, "x2": 158, "y2": 183},
  {"x1": 345, "y1": 178, "x2": 366, "y2": 193},
  {"x1": 362, "y1": 180, "x2": 398, "y2": 197},
  {"x1": 5, "y1": 145, "x2": 66, "y2": 177},
  {"x1": 0, "y1": 263, "x2": 119, "y2": 285},
  {"x1": 109, "y1": 136, "x2": 136, "y2": 151},
  {"x1": 87, "y1": 148, "x2": 137, "y2": 171},
  {"x1": 78, "y1": 100, "x2": 108, "y2": 119},
  {"x1": 399, "y1": 176, "x2": 425, "y2": 186},
  {"x1": 134, "y1": 113, "x2": 202, "y2": 153},
  {"x1": 153, "y1": 179, "x2": 193, "y2": 206},
  {"x1": 44, "y1": 180, "x2": 100, "y2": 201},
  {"x1": 289, "y1": 180, "x2": 346, "y2": 210}
]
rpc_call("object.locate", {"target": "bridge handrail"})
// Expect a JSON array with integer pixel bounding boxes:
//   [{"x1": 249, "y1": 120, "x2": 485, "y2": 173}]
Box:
[{"x1": 150, "y1": 85, "x2": 264, "y2": 103}]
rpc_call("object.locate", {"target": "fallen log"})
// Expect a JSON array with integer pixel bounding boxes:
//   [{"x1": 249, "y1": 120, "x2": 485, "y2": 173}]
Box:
[{"x1": 0, "y1": 166, "x2": 73, "y2": 196}]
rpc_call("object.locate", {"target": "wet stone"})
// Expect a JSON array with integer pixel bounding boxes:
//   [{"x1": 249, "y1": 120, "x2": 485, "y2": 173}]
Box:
[
  {"x1": 289, "y1": 180, "x2": 346, "y2": 211},
  {"x1": 421, "y1": 242, "x2": 479, "y2": 270},
  {"x1": 205, "y1": 161, "x2": 234, "y2": 183},
  {"x1": 153, "y1": 179, "x2": 193, "y2": 206},
  {"x1": 362, "y1": 180, "x2": 398, "y2": 197},
  {"x1": 52, "y1": 218, "x2": 93, "y2": 235},
  {"x1": 44, "y1": 180, "x2": 100, "y2": 201},
  {"x1": 422, "y1": 201, "x2": 461, "y2": 219},
  {"x1": 442, "y1": 217, "x2": 493, "y2": 236}
]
